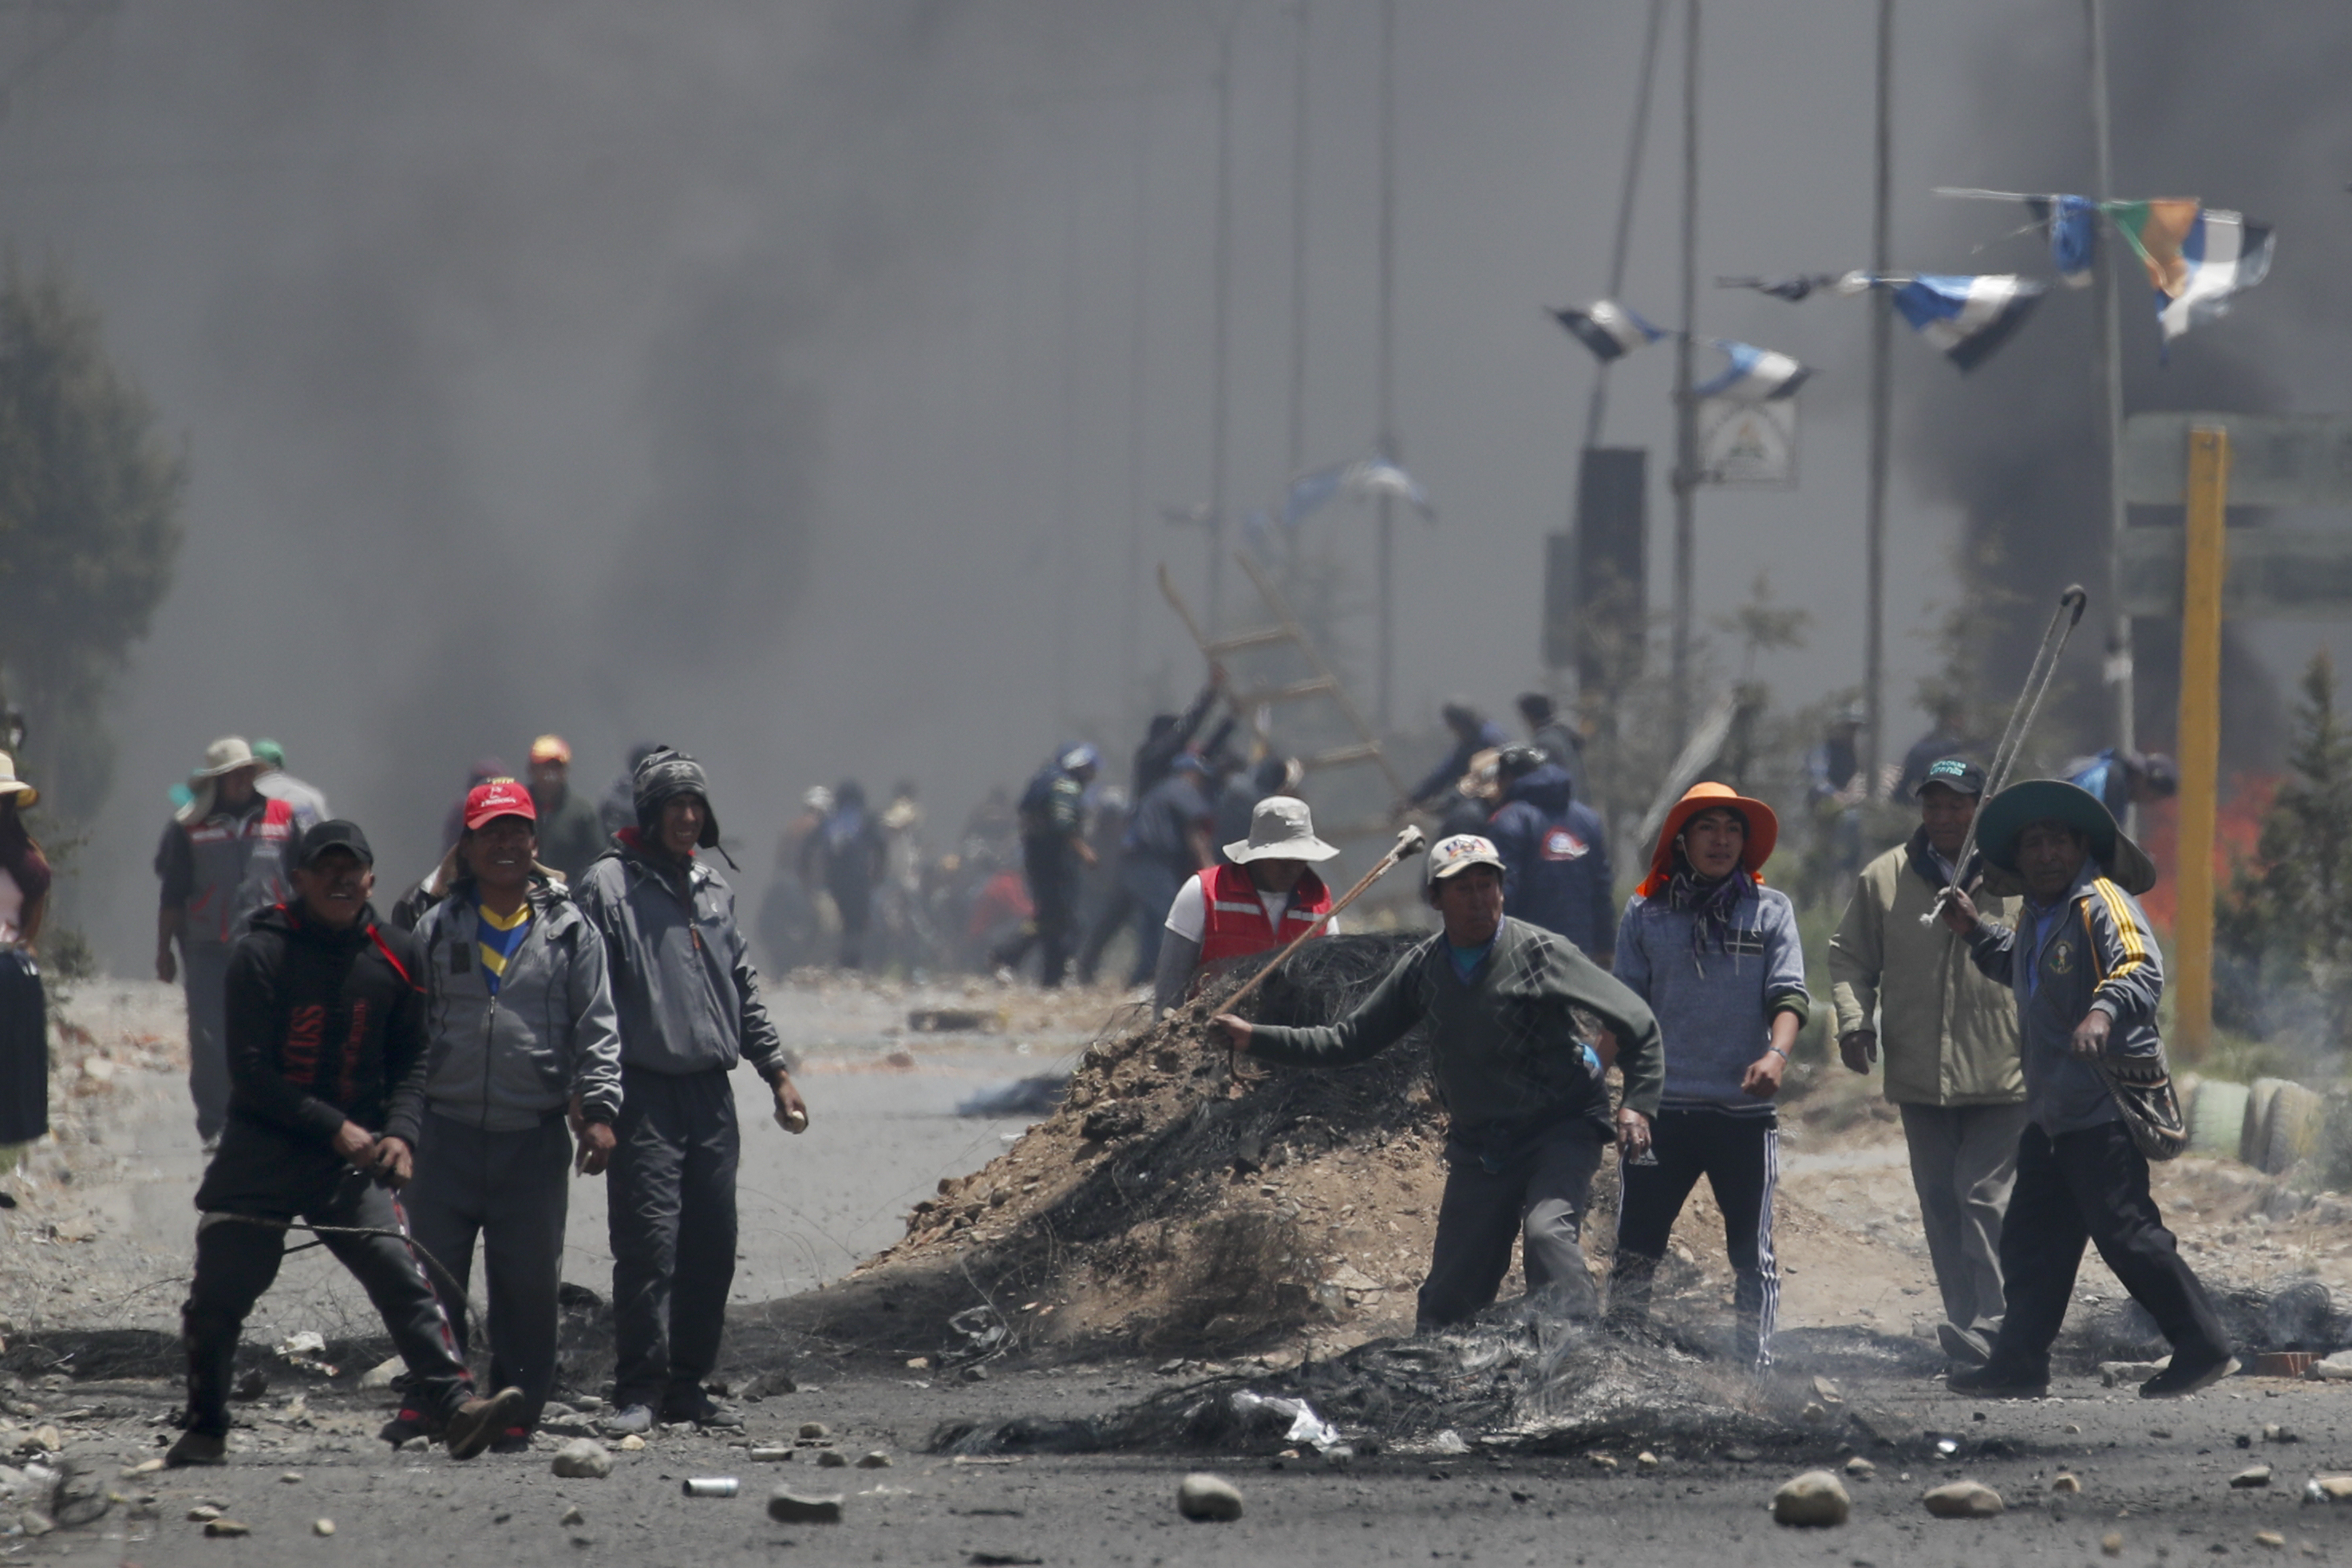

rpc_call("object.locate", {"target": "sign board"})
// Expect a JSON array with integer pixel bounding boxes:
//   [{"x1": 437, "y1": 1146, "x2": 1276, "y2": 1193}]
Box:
[
  {"x1": 2118, "y1": 525, "x2": 2352, "y2": 620},
  {"x1": 1696, "y1": 397, "x2": 1797, "y2": 488},
  {"x1": 2122, "y1": 413, "x2": 2352, "y2": 508}
]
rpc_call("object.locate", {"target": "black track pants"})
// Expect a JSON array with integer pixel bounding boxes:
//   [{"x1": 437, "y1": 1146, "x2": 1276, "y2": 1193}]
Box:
[
  {"x1": 607, "y1": 1066, "x2": 739, "y2": 1409},
  {"x1": 1610, "y1": 1106, "x2": 1781, "y2": 1368},
  {"x1": 1984, "y1": 1120, "x2": 2230, "y2": 1379},
  {"x1": 1417, "y1": 1118, "x2": 1606, "y2": 1329}
]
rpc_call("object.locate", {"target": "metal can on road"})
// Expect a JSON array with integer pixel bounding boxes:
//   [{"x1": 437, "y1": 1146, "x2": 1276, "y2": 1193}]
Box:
[{"x1": 682, "y1": 1477, "x2": 741, "y2": 1498}]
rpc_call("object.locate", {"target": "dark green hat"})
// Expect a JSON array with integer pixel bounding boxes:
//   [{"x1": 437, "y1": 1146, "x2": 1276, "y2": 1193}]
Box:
[{"x1": 1974, "y1": 777, "x2": 2157, "y2": 895}]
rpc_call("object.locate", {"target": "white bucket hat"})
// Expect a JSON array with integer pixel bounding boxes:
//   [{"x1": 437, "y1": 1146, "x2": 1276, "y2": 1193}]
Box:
[
  {"x1": 192, "y1": 737, "x2": 259, "y2": 780},
  {"x1": 0, "y1": 752, "x2": 35, "y2": 808},
  {"x1": 1223, "y1": 795, "x2": 1339, "y2": 864}
]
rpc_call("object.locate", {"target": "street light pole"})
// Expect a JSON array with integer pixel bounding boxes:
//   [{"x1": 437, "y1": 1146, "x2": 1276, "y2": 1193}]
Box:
[
  {"x1": 1374, "y1": 0, "x2": 1397, "y2": 730},
  {"x1": 1863, "y1": 0, "x2": 1892, "y2": 795},
  {"x1": 1209, "y1": 11, "x2": 1236, "y2": 627},
  {"x1": 1668, "y1": 0, "x2": 1699, "y2": 750},
  {"x1": 2089, "y1": 0, "x2": 2135, "y2": 788}
]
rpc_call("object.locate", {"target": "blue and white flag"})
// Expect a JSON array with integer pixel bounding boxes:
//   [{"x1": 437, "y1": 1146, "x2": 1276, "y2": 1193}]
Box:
[
  {"x1": 2025, "y1": 194, "x2": 2100, "y2": 287},
  {"x1": 2152, "y1": 207, "x2": 2274, "y2": 346},
  {"x1": 1876, "y1": 273, "x2": 2047, "y2": 371},
  {"x1": 1283, "y1": 462, "x2": 1349, "y2": 529},
  {"x1": 1344, "y1": 457, "x2": 1436, "y2": 522},
  {"x1": 1691, "y1": 339, "x2": 1812, "y2": 401},
  {"x1": 1551, "y1": 300, "x2": 1666, "y2": 362}
]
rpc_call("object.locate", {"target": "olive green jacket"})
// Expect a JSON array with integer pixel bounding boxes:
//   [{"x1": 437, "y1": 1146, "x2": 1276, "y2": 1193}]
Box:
[{"x1": 1828, "y1": 831, "x2": 2023, "y2": 1107}]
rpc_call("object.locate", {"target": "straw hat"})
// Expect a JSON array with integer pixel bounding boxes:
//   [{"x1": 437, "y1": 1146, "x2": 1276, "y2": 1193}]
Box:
[
  {"x1": 191, "y1": 737, "x2": 259, "y2": 780},
  {"x1": 1223, "y1": 796, "x2": 1339, "y2": 864},
  {"x1": 1639, "y1": 781, "x2": 1778, "y2": 896},
  {"x1": 0, "y1": 752, "x2": 34, "y2": 808}
]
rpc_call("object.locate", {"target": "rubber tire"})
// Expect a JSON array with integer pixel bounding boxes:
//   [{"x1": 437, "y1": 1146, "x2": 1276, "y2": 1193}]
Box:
[{"x1": 2186, "y1": 1080, "x2": 2249, "y2": 1159}]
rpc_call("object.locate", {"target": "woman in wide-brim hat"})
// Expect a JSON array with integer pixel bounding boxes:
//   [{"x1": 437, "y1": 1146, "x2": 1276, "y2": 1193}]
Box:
[
  {"x1": 1609, "y1": 780, "x2": 1809, "y2": 1370},
  {"x1": 0, "y1": 752, "x2": 51, "y2": 1150}
]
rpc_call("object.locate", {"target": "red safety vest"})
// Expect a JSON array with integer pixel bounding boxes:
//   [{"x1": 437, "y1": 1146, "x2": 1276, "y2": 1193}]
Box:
[
  {"x1": 1197, "y1": 862, "x2": 1332, "y2": 968},
  {"x1": 182, "y1": 798, "x2": 298, "y2": 947}
]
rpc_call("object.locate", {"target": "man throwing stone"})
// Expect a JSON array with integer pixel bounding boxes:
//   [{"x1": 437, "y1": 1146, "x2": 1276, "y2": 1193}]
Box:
[
  {"x1": 575, "y1": 747, "x2": 808, "y2": 1434},
  {"x1": 168, "y1": 820, "x2": 520, "y2": 1465},
  {"x1": 1215, "y1": 835, "x2": 1662, "y2": 1328},
  {"x1": 1828, "y1": 758, "x2": 2026, "y2": 1368},
  {"x1": 1939, "y1": 779, "x2": 2234, "y2": 1399}
]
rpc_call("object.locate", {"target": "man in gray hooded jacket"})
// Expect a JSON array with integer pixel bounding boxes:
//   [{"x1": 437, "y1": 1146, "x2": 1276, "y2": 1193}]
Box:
[
  {"x1": 399, "y1": 779, "x2": 622, "y2": 1451},
  {"x1": 573, "y1": 747, "x2": 808, "y2": 1435}
]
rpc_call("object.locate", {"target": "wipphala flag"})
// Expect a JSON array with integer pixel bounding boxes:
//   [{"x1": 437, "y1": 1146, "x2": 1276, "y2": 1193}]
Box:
[
  {"x1": 1551, "y1": 300, "x2": 1666, "y2": 362},
  {"x1": 2108, "y1": 199, "x2": 2275, "y2": 345},
  {"x1": 1842, "y1": 271, "x2": 2047, "y2": 371},
  {"x1": 1691, "y1": 340, "x2": 1812, "y2": 401}
]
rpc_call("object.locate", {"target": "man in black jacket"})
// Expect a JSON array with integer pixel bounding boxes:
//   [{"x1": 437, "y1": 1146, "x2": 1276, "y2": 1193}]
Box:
[{"x1": 167, "y1": 820, "x2": 523, "y2": 1467}]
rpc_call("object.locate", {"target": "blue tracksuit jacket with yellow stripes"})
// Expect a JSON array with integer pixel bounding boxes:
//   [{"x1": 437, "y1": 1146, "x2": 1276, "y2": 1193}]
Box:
[{"x1": 1963, "y1": 861, "x2": 2164, "y2": 1136}]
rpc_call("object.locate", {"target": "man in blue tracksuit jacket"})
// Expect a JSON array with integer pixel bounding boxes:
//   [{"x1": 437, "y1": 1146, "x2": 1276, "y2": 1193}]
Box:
[
  {"x1": 1939, "y1": 778, "x2": 2232, "y2": 1400},
  {"x1": 1486, "y1": 746, "x2": 1615, "y2": 964}
]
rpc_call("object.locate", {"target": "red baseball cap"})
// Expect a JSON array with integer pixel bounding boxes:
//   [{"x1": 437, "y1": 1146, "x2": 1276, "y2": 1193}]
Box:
[{"x1": 463, "y1": 778, "x2": 536, "y2": 831}]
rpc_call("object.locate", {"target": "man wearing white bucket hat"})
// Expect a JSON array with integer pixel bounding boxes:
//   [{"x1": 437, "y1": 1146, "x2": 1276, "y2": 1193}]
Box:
[
  {"x1": 1152, "y1": 795, "x2": 1341, "y2": 1016},
  {"x1": 155, "y1": 737, "x2": 300, "y2": 1146}
]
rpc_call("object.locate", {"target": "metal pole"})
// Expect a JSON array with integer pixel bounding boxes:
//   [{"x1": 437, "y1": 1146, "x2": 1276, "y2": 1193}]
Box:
[
  {"x1": 1375, "y1": 0, "x2": 1397, "y2": 730},
  {"x1": 1210, "y1": 14, "x2": 1235, "y2": 626},
  {"x1": 1287, "y1": 0, "x2": 1310, "y2": 487},
  {"x1": 1125, "y1": 94, "x2": 1152, "y2": 721},
  {"x1": 1054, "y1": 165, "x2": 1081, "y2": 733},
  {"x1": 1583, "y1": 0, "x2": 1668, "y2": 451},
  {"x1": 2173, "y1": 426, "x2": 2229, "y2": 1062},
  {"x1": 1668, "y1": 0, "x2": 1699, "y2": 750},
  {"x1": 2089, "y1": 0, "x2": 2135, "y2": 810},
  {"x1": 1863, "y1": 0, "x2": 1892, "y2": 796}
]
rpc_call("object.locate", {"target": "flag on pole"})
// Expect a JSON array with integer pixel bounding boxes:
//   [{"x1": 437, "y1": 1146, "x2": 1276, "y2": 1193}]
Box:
[
  {"x1": 1283, "y1": 462, "x2": 1349, "y2": 529},
  {"x1": 1550, "y1": 300, "x2": 1666, "y2": 362},
  {"x1": 1866, "y1": 273, "x2": 2047, "y2": 370},
  {"x1": 1344, "y1": 457, "x2": 1437, "y2": 522},
  {"x1": 1691, "y1": 339, "x2": 1812, "y2": 401},
  {"x1": 2024, "y1": 194, "x2": 2101, "y2": 286},
  {"x1": 2109, "y1": 201, "x2": 2274, "y2": 344}
]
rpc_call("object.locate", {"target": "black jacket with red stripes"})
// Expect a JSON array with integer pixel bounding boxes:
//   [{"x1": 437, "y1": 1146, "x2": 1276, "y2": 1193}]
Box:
[{"x1": 221, "y1": 901, "x2": 428, "y2": 1150}]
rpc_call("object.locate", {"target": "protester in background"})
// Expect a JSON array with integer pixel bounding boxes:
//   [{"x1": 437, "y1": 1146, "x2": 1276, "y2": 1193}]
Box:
[
  {"x1": 1610, "y1": 784, "x2": 1807, "y2": 1370},
  {"x1": 1828, "y1": 758, "x2": 2025, "y2": 1369},
  {"x1": 598, "y1": 741, "x2": 662, "y2": 839},
  {"x1": 1895, "y1": 697, "x2": 1972, "y2": 801},
  {"x1": 757, "y1": 787, "x2": 832, "y2": 974},
  {"x1": 804, "y1": 780, "x2": 884, "y2": 970},
  {"x1": 168, "y1": 819, "x2": 522, "y2": 1467},
  {"x1": 1406, "y1": 699, "x2": 1512, "y2": 812},
  {"x1": 1153, "y1": 796, "x2": 1339, "y2": 1016},
  {"x1": 1516, "y1": 691, "x2": 1589, "y2": 801},
  {"x1": 1215, "y1": 755, "x2": 1299, "y2": 867},
  {"x1": 2066, "y1": 748, "x2": 2180, "y2": 821},
  {"x1": 878, "y1": 780, "x2": 931, "y2": 970},
  {"x1": 999, "y1": 745, "x2": 1099, "y2": 988},
  {"x1": 0, "y1": 756, "x2": 50, "y2": 1151},
  {"x1": 1133, "y1": 672, "x2": 1226, "y2": 801},
  {"x1": 1073, "y1": 782, "x2": 1131, "y2": 985},
  {"x1": 1940, "y1": 780, "x2": 2234, "y2": 1400},
  {"x1": 156, "y1": 737, "x2": 300, "y2": 1148},
  {"x1": 574, "y1": 747, "x2": 808, "y2": 1434},
  {"x1": 402, "y1": 780, "x2": 621, "y2": 1453},
  {"x1": 1805, "y1": 702, "x2": 1869, "y2": 891},
  {"x1": 1216, "y1": 835, "x2": 1662, "y2": 1329},
  {"x1": 250, "y1": 740, "x2": 329, "y2": 826},
  {"x1": 1486, "y1": 745, "x2": 1615, "y2": 963},
  {"x1": 1117, "y1": 752, "x2": 1216, "y2": 986},
  {"x1": 527, "y1": 734, "x2": 606, "y2": 885}
]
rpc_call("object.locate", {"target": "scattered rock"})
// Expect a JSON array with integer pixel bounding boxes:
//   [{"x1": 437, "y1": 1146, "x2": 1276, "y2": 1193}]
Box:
[
  {"x1": 559, "y1": 1505, "x2": 584, "y2": 1526},
  {"x1": 232, "y1": 1369, "x2": 268, "y2": 1402},
  {"x1": 204, "y1": 1519, "x2": 251, "y2": 1538},
  {"x1": 1844, "y1": 1457, "x2": 1876, "y2": 1479},
  {"x1": 279, "y1": 1470, "x2": 302, "y2": 1484},
  {"x1": 121, "y1": 1456, "x2": 164, "y2": 1477},
  {"x1": 617, "y1": 1435, "x2": 646, "y2": 1453},
  {"x1": 2256, "y1": 1531, "x2": 2286, "y2": 1550},
  {"x1": 358, "y1": 1355, "x2": 404, "y2": 1390},
  {"x1": 24, "y1": 1426, "x2": 59, "y2": 1452},
  {"x1": 2063, "y1": 1423, "x2": 2083, "y2": 1435},
  {"x1": 1801, "y1": 1401, "x2": 1829, "y2": 1424},
  {"x1": 855, "y1": 1451, "x2": 891, "y2": 1469},
  {"x1": 2308, "y1": 1350, "x2": 2352, "y2": 1381},
  {"x1": 551, "y1": 1439, "x2": 614, "y2": 1479},
  {"x1": 1177, "y1": 1473, "x2": 1243, "y2": 1522},
  {"x1": 2054, "y1": 1473, "x2": 2082, "y2": 1494},
  {"x1": 314, "y1": 1519, "x2": 335, "y2": 1537},
  {"x1": 2099, "y1": 1359, "x2": 2168, "y2": 1388},
  {"x1": 18, "y1": 1511, "x2": 52, "y2": 1537},
  {"x1": 797, "y1": 1422, "x2": 830, "y2": 1440},
  {"x1": 1812, "y1": 1376, "x2": 1844, "y2": 1405},
  {"x1": 1588, "y1": 1455, "x2": 1619, "y2": 1473},
  {"x1": 1771, "y1": 1471, "x2": 1852, "y2": 1527},
  {"x1": 1637, "y1": 1451, "x2": 1660, "y2": 1473},
  {"x1": 2235, "y1": 1465, "x2": 2275, "y2": 1489},
  {"x1": 188, "y1": 1504, "x2": 222, "y2": 1522},
  {"x1": 749, "y1": 1447, "x2": 794, "y2": 1463},
  {"x1": 2102, "y1": 1531, "x2": 2125, "y2": 1556},
  {"x1": 816, "y1": 1449, "x2": 848, "y2": 1468},
  {"x1": 2265, "y1": 1424, "x2": 2301, "y2": 1444},
  {"x1": 1923, "y1": 1479, "x2": 2004, "y2": 1519},
  {"x1": 766, "y1": 1490, "x2": 844, "y2": 1524},
  {"x1": 2306, "y1": 1475, "x2": 2352, "y2": 1503}
]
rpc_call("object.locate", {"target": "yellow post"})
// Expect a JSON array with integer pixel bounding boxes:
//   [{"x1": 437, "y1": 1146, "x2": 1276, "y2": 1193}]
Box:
[{"x1": 2172, "y1": 425, "x2": 2230, "y2": 1061}]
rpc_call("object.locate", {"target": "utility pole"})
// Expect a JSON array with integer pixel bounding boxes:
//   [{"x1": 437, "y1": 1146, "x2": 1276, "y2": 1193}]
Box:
[
  {"x1": 1668, "y1": 0, "x2": 1699, "y2": 749},
  {"x1": 1125, "y1": 95, "x2": 1152, "y2": 723},
  {"x1": 2089, "y1": 0, "x2": 2135, "y2": 800},
  {"x1": 1287, "y1": 0, "x2": 1311, "y2": 489},
  {"x1": 1208, "y1": 10, "x2": 1237, "y2": 626},
  {"x1": 1374, "y1": 0, "x2": 1397, "y2": 729},
  {"x1": 1583, "y1": 0, "x2": 1667, "y2": 451},
  {"x1": 1863, "y1": 0, "x2": 1892, "y2": 796}
]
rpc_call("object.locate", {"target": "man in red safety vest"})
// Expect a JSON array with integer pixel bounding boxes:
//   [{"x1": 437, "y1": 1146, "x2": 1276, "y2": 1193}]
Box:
[
  {"x1": 156, "y1": 737, "x2": 300, "y2": 1148},
  {"x1": 1152, "y1": 795, "x2": 1339, "y2": 1015}
]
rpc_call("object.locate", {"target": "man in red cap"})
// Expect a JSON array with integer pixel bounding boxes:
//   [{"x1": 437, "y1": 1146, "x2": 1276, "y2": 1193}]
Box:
[
  {"x1": 1609, "y1": 783, "x2": 1808, "y2": 1370},
  {"x1": 393, "y1": 780, "x2": 622, "y2": 1452}
]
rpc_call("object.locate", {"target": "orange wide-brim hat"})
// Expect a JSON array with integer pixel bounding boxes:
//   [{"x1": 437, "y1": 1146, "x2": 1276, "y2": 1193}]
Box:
[{"x1": 1639, "y1": 781, "x2": 1779, "y2": 896}]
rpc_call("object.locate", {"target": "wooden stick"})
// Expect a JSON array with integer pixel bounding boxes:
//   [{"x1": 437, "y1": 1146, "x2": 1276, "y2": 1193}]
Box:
[{"x1": 1218, "y1": 824, "x2": 1427, "y2": 1020}]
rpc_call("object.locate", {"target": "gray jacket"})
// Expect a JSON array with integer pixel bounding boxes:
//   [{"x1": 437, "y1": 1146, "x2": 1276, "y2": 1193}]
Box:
[
  {"x1": 415, "y1": 879, "x2": 623, "y2": 1132},
  {"x1": 571, "y1": 836, "x2": 789, "y2": 1082},
  {"x1": 1964, "y1": 863, "x2": 2164, "y2": 1136}
]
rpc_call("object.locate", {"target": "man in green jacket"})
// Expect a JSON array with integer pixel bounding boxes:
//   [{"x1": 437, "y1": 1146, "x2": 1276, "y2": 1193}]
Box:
[
  {"x1": 1828, "y1": 758, "x2": 2024, "y2": 1368},
  {"x1": 1215, "y1": 834, "x2": 1663, "y2": 1329}
]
